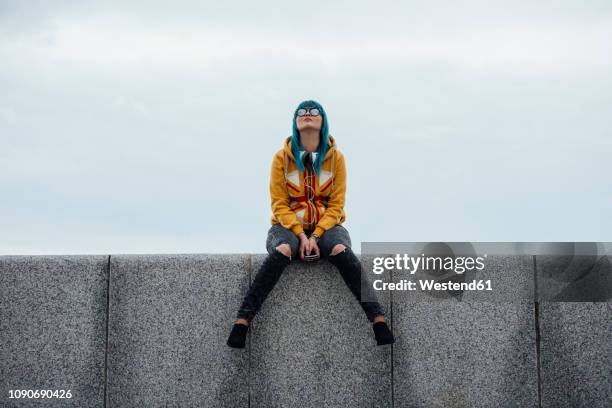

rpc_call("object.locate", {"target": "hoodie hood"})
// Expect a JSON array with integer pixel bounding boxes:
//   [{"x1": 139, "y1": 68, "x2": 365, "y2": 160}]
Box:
[{"x1": 283, "y1": 134, "x2": 337, "y2": 163}]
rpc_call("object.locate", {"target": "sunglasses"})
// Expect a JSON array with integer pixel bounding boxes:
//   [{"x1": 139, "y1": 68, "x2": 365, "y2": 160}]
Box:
[{"x1": 296, "y1": 107, "x2": 321, "y2": 117}]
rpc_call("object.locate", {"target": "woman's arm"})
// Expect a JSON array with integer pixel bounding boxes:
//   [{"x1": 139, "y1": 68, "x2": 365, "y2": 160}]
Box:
[
  {"x1": 313, "y1": 151, "x2": 346, "y2": 238},
  {"x1": 270, "y1": 151, "x2": 305, "y2": 236}
]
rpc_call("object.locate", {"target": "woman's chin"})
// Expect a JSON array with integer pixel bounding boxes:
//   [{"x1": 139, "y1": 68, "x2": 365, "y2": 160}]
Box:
[{"x1": 299, "y1": 124, "x2": 321, "y2": 131}]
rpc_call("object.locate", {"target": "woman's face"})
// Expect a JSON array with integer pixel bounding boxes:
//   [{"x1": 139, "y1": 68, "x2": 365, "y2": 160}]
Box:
[{"x1": 295, "y1": 108, "x2": 323, "y2": 133}]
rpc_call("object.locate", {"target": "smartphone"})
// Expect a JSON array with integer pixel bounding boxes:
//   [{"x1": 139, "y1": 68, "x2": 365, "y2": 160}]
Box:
[{"x1": 303, "y1": 254, "x2": 320, "y2": 262}]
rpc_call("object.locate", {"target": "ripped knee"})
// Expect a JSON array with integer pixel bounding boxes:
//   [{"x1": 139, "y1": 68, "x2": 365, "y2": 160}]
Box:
[
  {"x1": 275, "y1": 243, "x2": 292, "y2": 259},
  {"x1": 330, "y1": 244, "x2": 346, "y2": 256}
]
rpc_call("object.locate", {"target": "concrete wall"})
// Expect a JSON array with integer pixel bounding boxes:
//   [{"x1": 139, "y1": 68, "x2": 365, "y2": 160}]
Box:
[{"x1": 1, "y1": 254, "x2": 610, "y2": 407}]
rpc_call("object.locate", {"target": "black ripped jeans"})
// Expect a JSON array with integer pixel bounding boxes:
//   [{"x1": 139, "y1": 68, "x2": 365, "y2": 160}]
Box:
[{"x1": 235, "y1": 224, "x2": 386, "y2": 322}]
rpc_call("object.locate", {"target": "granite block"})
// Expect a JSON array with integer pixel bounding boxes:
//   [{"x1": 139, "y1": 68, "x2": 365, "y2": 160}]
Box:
[
  {"x1": 535, "y1": 255, "x2": 612, "y2": 301},
  {"x1": 249, "y1": 254, "x2": 392, "y2": 408},
  {"x1": 0, "y1": 255, "x2": 108, "y2": 407},
  {"x1": 107, "y1": 254, "x2": 250, "y2": 408},
  {"x1": 539, "y1": 302, "x2": 612, "y2": 408},
  {"x1": 461, "y1": 255, "x2": 535, "y2": 302},
  {"x1": 392, "y1": 256, "x2": 538, "y2": 407},
  {"x1": 4, "y1": 253, "x2": 609, "y2": 407}
]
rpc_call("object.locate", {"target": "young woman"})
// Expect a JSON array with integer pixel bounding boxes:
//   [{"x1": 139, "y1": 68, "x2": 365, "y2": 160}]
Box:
[{"x1": 227, "y1": 100, "x2": 394, "y2": 348}]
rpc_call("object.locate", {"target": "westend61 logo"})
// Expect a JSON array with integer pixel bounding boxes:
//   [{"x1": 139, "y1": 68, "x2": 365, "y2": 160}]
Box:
[{"x1": 372, "y1": 253, "x2": 487, "y2": 275}]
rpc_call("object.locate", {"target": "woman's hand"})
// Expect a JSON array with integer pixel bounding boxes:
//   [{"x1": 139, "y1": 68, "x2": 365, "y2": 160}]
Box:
[
  {"x1": 298, "y1": 233, "x2": 310, "y2": 260},
  {"x1": 308, "y1": 236, "x2": 320, "y2": 258}
]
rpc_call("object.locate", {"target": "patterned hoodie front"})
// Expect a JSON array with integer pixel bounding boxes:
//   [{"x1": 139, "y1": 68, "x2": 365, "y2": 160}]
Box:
[{"x1": 269, "y1": 134, "x2": 346, "y2": 237}]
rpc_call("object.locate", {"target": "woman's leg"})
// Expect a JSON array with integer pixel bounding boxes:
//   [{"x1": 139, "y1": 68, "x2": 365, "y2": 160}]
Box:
[
  {"x1": 319, "y1": 225, "x2": 386, "y2": 322},
  {"x1": 235, "y1": 249, "x2": 291, "y2": 322},
  {"x1": 235, "y1": 224, "x2": 299, "y2": 323}
]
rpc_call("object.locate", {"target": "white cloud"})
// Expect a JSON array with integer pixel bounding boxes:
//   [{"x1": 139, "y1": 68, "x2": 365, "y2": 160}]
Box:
[
  {"x1": 1, "y1": 107, "x2": 17, "y2": 125},
  {"x1": 2, "y1": 15, "x2": 610, "y2": 76},
  {"x1": 1, "y1": 3, "x2": 611, "y2": 253},
  {"x1": 112, "y1": 95, "x2": 150, "y2": 116}
]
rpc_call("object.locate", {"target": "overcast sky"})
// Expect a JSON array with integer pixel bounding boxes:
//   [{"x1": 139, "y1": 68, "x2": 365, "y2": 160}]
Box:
[{"x1": 1, "y1": 1, "x2": 611, "y2": 255}]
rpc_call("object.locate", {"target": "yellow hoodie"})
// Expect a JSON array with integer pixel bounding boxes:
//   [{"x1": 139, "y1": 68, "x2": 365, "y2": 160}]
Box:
[{"x1": 269, "y1": 135, "x2": 346, "y2": 237}]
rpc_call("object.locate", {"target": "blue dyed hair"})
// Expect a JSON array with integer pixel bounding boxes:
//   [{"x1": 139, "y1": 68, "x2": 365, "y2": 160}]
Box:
[{"x1": 291, "y1": 99, "x2": 329, "y2": 176}]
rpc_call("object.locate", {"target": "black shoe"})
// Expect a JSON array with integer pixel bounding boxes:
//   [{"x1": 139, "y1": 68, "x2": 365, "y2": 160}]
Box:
[
  {"x1": 373, "y1": 322, "x2": 395, "y2": 346},
  {"x1": 227, "y1": 323, "x2": 249, "y2": 349}
]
